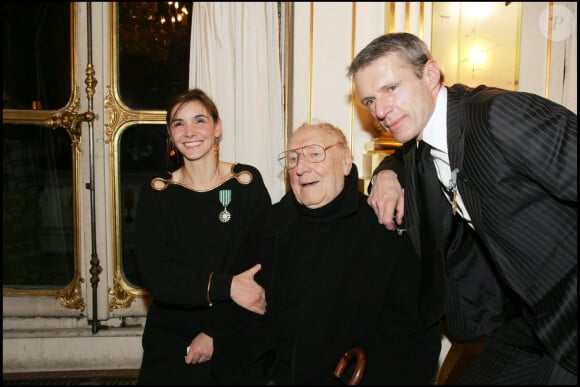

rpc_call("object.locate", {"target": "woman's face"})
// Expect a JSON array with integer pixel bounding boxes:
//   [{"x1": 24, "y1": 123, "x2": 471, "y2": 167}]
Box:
[{"x1": 168, "y1": 100, "x2": 222, "y2": 161}]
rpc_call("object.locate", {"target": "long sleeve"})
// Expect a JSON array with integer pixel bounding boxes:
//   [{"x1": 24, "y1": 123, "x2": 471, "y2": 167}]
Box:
[{"x1": 368, "y1": 142, "x2": 410, "y2": 193}]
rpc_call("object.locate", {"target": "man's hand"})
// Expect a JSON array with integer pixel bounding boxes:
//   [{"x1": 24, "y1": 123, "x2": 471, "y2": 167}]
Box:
[
  {"x1": 231, "y1": 264, "x2": 267, "y2": 315},
  {"x1": 367, "y1": 170, "x2": 405, "y2": 231}
]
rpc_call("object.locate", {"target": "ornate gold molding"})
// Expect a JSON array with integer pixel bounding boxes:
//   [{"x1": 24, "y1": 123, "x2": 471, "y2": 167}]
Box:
[
  {"x1": 103, "y1": 86, "x2": 165, "y2": 144},
  {"x1": 108, "y1": 272, "x2": 136, "y2": 311},
  {"x1": 85, "y1": 63, "x2": 98, "y2": 100},
  {"x1": 104, "y1": 86, "x2": 139, "y2": 144},
  {"x1": 3, "y1": 245, "x2": 86, "y2": 311},
  {"x1": 44, "y1": 85, "x2": 95, "y2": 151},
  {"x1": 106, "y1": 4, "x2": 167, "y2": 311},
  {"x1": 59, "y1": 274, "x2": 86, "y2": 311}
]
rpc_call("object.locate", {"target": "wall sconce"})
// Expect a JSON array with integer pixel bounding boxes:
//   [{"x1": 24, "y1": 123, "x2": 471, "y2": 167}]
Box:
[{"x1": 468, "y1": 44, "x2": 486, "y2": 67}]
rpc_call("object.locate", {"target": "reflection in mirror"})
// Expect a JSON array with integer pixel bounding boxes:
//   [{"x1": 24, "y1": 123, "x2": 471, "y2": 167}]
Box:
[
  {"x1": 431, "y1": 2, "x2": 522, "y2": 90},
  {"x1": 117, "y1": 2, "x2": 192, "y2": 110},
  {"x1": 120, "y1": 124, "x2": 170, "y2": 288},
  {"x1": 3, "y1": 124, "x2": 74, "y2": 287},
  {"x1": 2, "y1": 2, "x2": 70, "y2": 110}
]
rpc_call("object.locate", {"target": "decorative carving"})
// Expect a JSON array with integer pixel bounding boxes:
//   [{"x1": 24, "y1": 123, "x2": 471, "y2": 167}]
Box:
[
  {"x1": 104, "y1": 86, "x2": 138, "y2": 144},
  {"x1": 58, "y1": 274, "x2": 86, "y2": 311},
  {"x1": 89, "y1": 255, "x2": 103, "y2": 289},
  {"x1": 108, "y1": 272, "x2": 136, "y2": 311},
  {"x1": 85, "y1": 64, "x2": 98, "y2": 100},
  {"x1": 45, "y1": 85, "x2": 96, "y2": 150}
]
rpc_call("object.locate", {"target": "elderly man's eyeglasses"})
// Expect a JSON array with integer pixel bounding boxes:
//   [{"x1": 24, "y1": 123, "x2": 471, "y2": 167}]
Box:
[{"x1": 278, "y1": 142, "x2": 343, "y2": 170}]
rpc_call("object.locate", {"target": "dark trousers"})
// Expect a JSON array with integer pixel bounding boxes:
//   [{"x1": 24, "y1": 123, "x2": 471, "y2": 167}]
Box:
[{"x1": 457, "y1": 336, "x2": 577, "y2": 385}]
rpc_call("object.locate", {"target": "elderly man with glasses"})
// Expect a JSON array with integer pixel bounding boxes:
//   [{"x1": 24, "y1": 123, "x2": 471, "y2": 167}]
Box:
[{"x1": 245, "y1": 122, "x2": 441, "y2": 384}]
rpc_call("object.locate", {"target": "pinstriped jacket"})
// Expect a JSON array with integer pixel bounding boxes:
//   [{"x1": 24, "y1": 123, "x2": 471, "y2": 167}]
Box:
[{"x1": 374, "y1": 83, "x2": 577, "y2": 374}]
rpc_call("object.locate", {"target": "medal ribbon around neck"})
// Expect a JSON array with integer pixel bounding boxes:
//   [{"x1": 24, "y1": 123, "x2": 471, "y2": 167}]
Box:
[
  {"x1": 448, "y1": 168, "x2": 459, "y2": 215},
  {"x1": 218, "y1": 189, "x2": 232, "y2": 223}
]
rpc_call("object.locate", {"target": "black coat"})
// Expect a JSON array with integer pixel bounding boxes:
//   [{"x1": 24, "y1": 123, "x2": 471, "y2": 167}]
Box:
[{"x1": 251, "y1": 164, "x2": 441, "y2": 385}]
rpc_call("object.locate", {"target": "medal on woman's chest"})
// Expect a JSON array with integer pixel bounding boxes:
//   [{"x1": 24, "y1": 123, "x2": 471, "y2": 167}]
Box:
[{"x1": 218, "y1": 189, "x2": 232, "y2": 223}]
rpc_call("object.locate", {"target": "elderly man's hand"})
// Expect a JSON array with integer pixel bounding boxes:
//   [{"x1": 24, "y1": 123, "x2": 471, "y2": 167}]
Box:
[{"x1": 231, "y1": 264, "x2": 267, "y2": 315}]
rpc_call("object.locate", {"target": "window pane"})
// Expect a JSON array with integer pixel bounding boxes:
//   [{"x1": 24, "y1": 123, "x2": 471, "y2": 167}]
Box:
[
  {"x1": 2, "y1": 2, "x2": 70, "y2": 110},
  {"x1": 117, "y1": 2, "x2": 192, "y2": 110},
  {"x1": 119, "y1": 124, "x2": 169, "y2": 288},
  {"x1": 3, "y1": 124, "x2": 74, "y2": 287}
]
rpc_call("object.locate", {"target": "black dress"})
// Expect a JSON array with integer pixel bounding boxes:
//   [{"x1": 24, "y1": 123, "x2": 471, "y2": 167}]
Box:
[
  {"x1": 252, "y1": 164, "x2": 441, "y2": 385},
  {"x1": 135, "y1": 163, "x2": 272, "y2": 385}
]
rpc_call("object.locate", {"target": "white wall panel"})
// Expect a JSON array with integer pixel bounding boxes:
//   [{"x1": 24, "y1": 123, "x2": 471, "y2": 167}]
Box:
[
  {"x1": 291, "y1": 3, "x2": 313, "y2": 133},
  {"x1": 352, "y1": 3, "x2": 390, "y2": 178},
  {"x1": 310, "y1": 3, "x2": 353, "y2": 135}
]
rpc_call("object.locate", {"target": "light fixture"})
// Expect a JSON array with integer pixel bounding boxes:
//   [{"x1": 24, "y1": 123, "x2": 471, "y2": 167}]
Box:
[
  {"x1": 118, "y1": 2, "x2": 192, "y2": 60},
  {"x1": 161, "y1": 2, "x2": 188, "y2": 26},
  {"x1": 468, "y1": 45, "x2": 486, "y2": 67}
]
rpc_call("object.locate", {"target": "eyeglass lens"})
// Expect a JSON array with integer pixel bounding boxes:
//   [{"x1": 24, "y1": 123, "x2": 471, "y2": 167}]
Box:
[{"x1": 280, "y1": 144, "x2": 326, "y2": 169}]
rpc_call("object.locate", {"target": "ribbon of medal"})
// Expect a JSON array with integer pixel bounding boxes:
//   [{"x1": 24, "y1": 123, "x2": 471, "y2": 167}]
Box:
[
  {"x1": 448, "y1": 168, "x2": 459, "y2": 215},
  {"x1": 218, "y1": 189, "x2": 232, "y2": 223}
]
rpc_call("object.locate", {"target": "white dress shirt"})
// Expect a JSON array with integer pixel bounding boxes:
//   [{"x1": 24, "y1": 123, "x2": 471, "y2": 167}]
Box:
[{"x1": 421, "y1": 87, "x2": 473, "y2": 228}]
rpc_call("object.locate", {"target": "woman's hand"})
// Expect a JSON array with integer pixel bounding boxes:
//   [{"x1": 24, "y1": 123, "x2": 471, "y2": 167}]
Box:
[{"x1": 184, "y1": 332, "x2": 213, "y2": 364}]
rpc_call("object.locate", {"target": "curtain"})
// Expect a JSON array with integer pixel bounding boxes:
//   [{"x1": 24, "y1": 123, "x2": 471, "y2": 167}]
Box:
[{"x1": 189, "y1": 2, "x2": 285, "y2": 202}]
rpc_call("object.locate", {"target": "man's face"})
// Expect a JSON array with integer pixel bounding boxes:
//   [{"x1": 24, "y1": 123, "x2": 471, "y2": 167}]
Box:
[
  {"x1": 353, "y1": 52, "x2": 439, "y2": 143},
  {"x1": 287, "y1": 126, "x2": 351, "y2": 209}
]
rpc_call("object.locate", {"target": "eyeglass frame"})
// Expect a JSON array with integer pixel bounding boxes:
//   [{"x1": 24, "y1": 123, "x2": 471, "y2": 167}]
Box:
[{"x1": 277, "y1": 142, "x2": 343, "y2": 170}]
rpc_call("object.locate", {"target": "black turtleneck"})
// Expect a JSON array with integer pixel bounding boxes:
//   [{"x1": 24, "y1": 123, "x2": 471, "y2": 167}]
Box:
[{"x1": 253, "y1": 163, "x2": 441, "y2": 385}]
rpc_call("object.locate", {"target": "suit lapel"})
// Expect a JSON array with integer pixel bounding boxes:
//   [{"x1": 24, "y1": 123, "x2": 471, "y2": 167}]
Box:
[
  {"x1": 446, "y1": 85, "x2": 464, "y2": 171},
  {"x1": 445, "y1": 85, "x2": 481, "y2": 230}
]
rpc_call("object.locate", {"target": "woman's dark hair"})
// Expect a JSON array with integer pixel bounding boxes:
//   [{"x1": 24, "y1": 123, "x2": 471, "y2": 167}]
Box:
[{"x1": 166, "y1": 88, "x2": 220, "y2": 126}]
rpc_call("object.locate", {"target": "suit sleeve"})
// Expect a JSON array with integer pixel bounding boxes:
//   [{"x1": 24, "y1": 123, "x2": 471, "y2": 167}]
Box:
[
  {"x1": 367, "y1": 145, "x2": 407, "y2": 194},
  {"x1": 490, "y1": 92, "x2": 577, "y2": 201},
  {"x1": 484, "y1": 91, "x2": 577, "y2": 374}
]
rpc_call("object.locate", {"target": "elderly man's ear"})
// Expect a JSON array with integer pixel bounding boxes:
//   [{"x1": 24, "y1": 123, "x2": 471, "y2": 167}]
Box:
[{"x1": 343, "y1": 156, "x2": 353, "y2": 175}]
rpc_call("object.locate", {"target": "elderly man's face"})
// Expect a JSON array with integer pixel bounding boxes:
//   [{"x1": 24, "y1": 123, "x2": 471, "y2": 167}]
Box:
[{"x1": 287, "y1": 125, "x2": 351, "y2": 209}]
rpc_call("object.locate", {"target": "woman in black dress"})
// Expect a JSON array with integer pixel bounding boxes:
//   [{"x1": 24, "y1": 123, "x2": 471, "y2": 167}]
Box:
[{"x1": 135, "y1": 89, "x2": 272, "y2": 385}]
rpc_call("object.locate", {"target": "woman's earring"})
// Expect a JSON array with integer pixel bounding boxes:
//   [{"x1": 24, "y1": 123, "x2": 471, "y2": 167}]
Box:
[
  {"x1": 169, "y1": 143, "x2": 176, "y2": 157},
  {"x1": 214, "y1": 137, "x2": 220, "y2": 153}
]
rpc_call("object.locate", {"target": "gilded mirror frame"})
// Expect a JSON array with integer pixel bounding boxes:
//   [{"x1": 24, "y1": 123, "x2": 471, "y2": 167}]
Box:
[
  {"x1": 105, "y1": 3, "x2": 166, "y2": 310},
  {"x1": 2, "y1": 3, "x2": 86, "y2": 312}
]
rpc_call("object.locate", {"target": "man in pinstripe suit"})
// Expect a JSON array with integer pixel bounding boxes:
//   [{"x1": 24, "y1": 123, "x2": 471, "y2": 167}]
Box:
[{"x1": 349, "y1": 32, "x2": 576, "y2": 384}]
